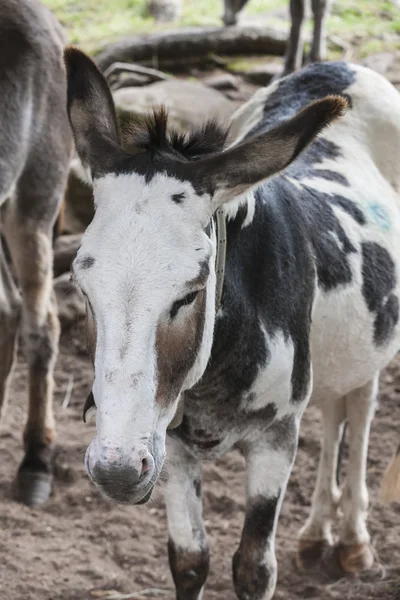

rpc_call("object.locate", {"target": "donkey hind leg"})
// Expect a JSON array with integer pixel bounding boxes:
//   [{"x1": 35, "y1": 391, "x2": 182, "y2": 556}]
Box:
[
  {"x1": 222, "y1": 0, "x2": 250, "y2": 26},
  {"x1": 336, "y1": 377, "x2": 377, "y2": 573},
  {"x1": 233, "y1": 417, "x2": 299, "y2": 600},
  {"x1": 4, "y1": 208, "x2": 60, "y2": 506},
  {"x1": 165, "y1": 437, "x2": 209, "y2": 600},
  {"x1": 0, "y1": 237, "x2": 21, "y2": 420},
  {"x1": 297, "y1": 397, "x2": 345, "y2": 569},
  {"x1": 310, "y1": 0, "x2": 332, "y2": 63},
  {"x1": 282, "y1": 0, "x2": 306, "y2": 76}
]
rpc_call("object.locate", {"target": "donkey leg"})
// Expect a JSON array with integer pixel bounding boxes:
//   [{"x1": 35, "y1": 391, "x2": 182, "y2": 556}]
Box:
[
  {"x1": 310, "y1": 0, "x2": 332, "y2": 63},
  {"x1": 297, "y1": 398, "x2": 345, "y2": 569},
  {"x1": 165, "y1": 437, "x2": 209, "y2": 600},
  {"x1": 0, "y1": 238, "x2": 21, "y2": 419},
  {"x1": 233, "y1": 417, "x2": 299, "y2": 600},
  {"x1": 222, "y1": 0, "x2": 250, "y2": 26},
  {"x1": 336, "y1": 377, "x2": 377, "y2": 573},
  {"x1": 282, "y1": 0, "x2": 306, "y2": 76},
  {"x1": 4, "y1": 210, "x2": 60, "y2": 506}
]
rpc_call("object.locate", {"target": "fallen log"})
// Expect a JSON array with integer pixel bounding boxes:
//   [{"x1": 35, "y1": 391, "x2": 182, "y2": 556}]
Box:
[
  {"x1": 104, "y1": 61, "x2": 170, "y2": 82},
  {"x1": 95, "y1": 26, "x2": 287, "y2": 72}
]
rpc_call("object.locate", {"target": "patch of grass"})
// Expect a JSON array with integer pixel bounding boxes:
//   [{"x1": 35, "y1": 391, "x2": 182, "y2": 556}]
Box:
[
  {"x1": 43, "y1": 0, "x2": 280, "y2": 50},
  {"x1": 43, "y1": 0, "x2": 155, "y2": 50},
  {"x1": 226, "y1": 56, "x2": 271, "y2": 72},
  {"x1": 42, "y1": 0, "x2": 400, "y2": 57},
  {"x1": 331, "y1": 0, "x2": 400, "y2": 40}
]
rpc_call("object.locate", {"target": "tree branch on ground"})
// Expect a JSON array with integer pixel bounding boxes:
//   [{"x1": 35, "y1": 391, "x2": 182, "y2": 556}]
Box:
[{"x1": 95, "y1": 26, "x2": 287, "y2": 72}]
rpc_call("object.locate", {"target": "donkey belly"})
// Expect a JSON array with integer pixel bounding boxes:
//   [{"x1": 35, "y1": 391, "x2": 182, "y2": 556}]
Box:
[{"x1": 310, "y1": 272, "x2": 400, "y2": 405}]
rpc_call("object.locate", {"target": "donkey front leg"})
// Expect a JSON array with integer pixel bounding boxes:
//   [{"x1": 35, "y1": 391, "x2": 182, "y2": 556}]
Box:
[
  {"x1": 4, "y1": 212, "x2": 60, "y2": 506},
  {"x1": 0, "y1": 239, "x2": 21, "y2": 419},
  {"x1": 165, "y1": 437, "x2": 209, "y2": 600},
  {"x1": 233, "y1": 417, "x2": 299, "y2": 600},
  {"x1": 310, "y1": 0, "x2": 332, "y2": 63},
  {"x1": 337, "y1": 377, "x2": 377, "y2": 573}
]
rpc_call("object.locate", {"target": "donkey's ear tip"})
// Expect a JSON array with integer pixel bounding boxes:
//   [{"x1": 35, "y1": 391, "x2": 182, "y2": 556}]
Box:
[
  {"x1": 317, "y1": 94, "x2": 349, "y2": 121},
  {"x1": 64, "y1": 46, "x2": 84, "y2": 68},
  {"x1": 64, "y1": 46, "x2": 105, "y2": 109},
  {"x1": 64, "y1": 46, "x2": 95, "y2": 76}
]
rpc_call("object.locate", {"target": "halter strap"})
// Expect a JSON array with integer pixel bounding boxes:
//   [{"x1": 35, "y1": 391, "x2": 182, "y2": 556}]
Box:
[
  {"x1": 167, "y1": 208, "x2": 227, "y2": 431},
  {"x1": 214, "y1": 207, "x2": 227, "y2": 313}
]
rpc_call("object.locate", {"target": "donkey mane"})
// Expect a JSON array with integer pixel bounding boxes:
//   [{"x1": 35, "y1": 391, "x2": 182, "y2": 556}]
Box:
[{"x1": 124, "y1": 107, "x2": 229, "y2": 161}]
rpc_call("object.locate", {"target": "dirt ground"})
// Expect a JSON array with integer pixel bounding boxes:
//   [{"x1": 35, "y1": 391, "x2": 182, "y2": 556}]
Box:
[{"x1": 0, "y1": 315, "x2": 399, "y2": 600}]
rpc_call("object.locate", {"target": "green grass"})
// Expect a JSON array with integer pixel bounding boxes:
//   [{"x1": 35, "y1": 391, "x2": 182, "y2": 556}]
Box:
[{"x1": 42, "y1": 0, "x2": 400, "y2": 56}]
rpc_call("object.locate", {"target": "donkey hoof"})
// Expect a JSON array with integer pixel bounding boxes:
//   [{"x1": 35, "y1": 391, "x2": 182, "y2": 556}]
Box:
[
  {"x1": 296, "y1": 539, "x2": 330, "y2": 570},
  {"x1": 337, "y1": 542, "x2": 374, "y2": 573},
  {"x1": 14, "y1": 470, "x2": 53, "y2": 507}
]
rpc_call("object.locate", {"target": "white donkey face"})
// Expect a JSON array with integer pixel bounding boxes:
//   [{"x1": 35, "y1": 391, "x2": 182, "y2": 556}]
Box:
[
  {"x1": 65, "y1": 47, "x2": 347, "y2": 504},
  {"x1": 73, "y1": 168, "x2": 216, "y2": 504}
]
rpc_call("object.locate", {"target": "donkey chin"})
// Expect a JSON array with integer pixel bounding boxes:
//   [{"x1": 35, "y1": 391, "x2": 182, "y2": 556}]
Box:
[{"x1": 84, "y1": 435, "x2": 165, "y2": 505}]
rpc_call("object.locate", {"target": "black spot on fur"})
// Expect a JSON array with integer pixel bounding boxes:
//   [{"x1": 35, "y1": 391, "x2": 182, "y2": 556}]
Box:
[
  {"x1": 247, "y1": 63, "x2": 355, "y2": 190},
  {"x1": 361, "y1": 242, "x2": 399, "y2": 345},
  {"x1": 258, "y1": 62, "x2": 355, "y2": 133},
  {"x1": 287, "y1": 138, "x2": 350, "y2": 188},
  {"x1": 80, "y1": 256, "x2": 95, "y2": 269},
  {"x1": 330, "y1": 195, "x2": 366, "y2": 225},
  {"x1": 290, "y1": 182, "x2": 358, "y2": 291},
  {"x1": 172, "y1": 192, "x2": 185, "y2": 203},
  {"x1": 374, "y1": 294, "x2": 399, "y2": 345}
]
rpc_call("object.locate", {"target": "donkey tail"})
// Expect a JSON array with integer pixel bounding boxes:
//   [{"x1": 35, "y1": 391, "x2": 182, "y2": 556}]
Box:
[{"x1": 379, "y1": 443, "x2": 400, "y2": 503}]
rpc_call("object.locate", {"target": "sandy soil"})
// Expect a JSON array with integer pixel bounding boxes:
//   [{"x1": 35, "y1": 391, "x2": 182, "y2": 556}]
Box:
[{"x1": 0, "y1": 320, "x2": 399, "y2": 600}]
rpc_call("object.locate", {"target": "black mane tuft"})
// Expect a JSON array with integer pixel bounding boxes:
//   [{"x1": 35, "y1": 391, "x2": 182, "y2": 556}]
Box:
[{"x1": 124, "y1": 107, "x2": 229, "y2": 161}]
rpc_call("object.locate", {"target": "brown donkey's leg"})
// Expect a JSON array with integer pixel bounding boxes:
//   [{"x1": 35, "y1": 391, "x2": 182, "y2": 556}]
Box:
[
  {"x1": 0, "y1": 236, "x2": 21, "y2": 421},
  {"x1": 4, "y1": 205, "x2": 61, "y2": 506},
  {"x1": 282, "y1": 0, "x2": 306, "y2": 76},
  {"x1": 310, "y1": 0, "x2": 332, "y2": 63}
]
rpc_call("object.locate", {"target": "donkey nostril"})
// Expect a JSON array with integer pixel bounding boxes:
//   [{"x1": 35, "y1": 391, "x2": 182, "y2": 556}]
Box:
[{"x1": 141, "y1": 457, "x2": 151, "y2": 479}]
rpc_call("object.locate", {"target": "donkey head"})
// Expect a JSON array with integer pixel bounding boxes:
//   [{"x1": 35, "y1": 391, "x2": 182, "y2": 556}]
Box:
[{"x1": 64, "y1": 47, "x2": 346, "y2": 505}]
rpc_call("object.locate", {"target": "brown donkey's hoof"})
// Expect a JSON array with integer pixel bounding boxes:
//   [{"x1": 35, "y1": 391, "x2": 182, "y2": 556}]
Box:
[
  {"x1": 14, "y1": 470, "x2": 53, "y2": 507},
  {"x1": 296, "y1": 539, "x2": 330, "y2": 570},
  {"x1": 337, "y1": 542, "x2": 374, "y2": 573}
]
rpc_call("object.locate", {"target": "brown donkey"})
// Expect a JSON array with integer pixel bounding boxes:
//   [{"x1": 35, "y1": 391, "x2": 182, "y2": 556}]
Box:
[{"x1": 0, "y1": 0, "x2": 72, "y2": 506}]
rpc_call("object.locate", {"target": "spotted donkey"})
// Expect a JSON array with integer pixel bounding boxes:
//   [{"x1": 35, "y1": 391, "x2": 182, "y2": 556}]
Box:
[
  {"x1": 222, "y1": 0, "x2": 333, "y2": 78},
  {"x1": 65, "y1": 47, "x2": 400, "y2": 600},
  {"x1": 0, "y1": 0, "x2": 72, "y2": 506}
]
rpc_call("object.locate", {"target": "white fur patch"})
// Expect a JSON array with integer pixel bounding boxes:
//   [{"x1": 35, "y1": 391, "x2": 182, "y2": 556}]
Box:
[{"x1": 243, "y1": 326, "x2": 297, "y2": 418}]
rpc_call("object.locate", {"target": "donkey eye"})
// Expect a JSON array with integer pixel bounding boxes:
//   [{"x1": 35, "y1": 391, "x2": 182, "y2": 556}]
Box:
[{"x1": 170, "y1": 291, "x2": 199, "y2": 320}]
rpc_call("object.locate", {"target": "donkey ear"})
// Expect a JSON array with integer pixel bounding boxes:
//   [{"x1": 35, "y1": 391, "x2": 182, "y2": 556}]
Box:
[
  {"x1": 64, "y1": 47, "x2": 125, "y2": 178},
  {"x1": 196, "y1": 95, "x2": 348, "y2": 210}
]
